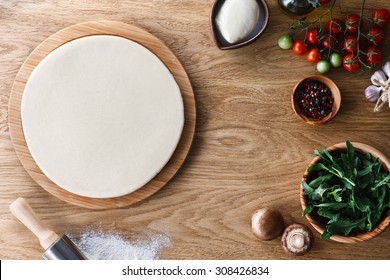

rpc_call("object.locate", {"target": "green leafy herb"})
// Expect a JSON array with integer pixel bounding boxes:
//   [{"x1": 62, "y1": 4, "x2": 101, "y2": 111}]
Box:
[{"x1": 302, "y1": 141, "x2": 390, "y2": 239}]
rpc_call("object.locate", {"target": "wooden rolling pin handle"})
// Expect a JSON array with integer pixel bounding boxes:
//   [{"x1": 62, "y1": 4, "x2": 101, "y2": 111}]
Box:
[{"x1": 9, "y1": 197, "x2": 59, "y2": 250}]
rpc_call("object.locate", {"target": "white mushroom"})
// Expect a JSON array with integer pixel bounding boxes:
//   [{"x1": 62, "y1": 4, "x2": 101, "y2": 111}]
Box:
[{"x1": 281, "y1": 223, "x2": 313, "y2": 256}]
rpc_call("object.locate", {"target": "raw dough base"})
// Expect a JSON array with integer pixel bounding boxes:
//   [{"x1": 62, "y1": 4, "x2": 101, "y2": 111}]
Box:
[{"x1": 21, "y1": 35, "x2": 184, "y2": 198}]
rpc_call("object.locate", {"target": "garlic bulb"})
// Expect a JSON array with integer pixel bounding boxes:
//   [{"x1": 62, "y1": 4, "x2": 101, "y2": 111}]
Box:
[
  {"x1": 371, "y1": 70, "x2": 388, "y2": 86},
  {"x1": 364, "y1": 85, "x2": 382, "y2": 102},
  {"x1": 383, "y1": 61, "x2": 390, "y2": 78},
  {"x1": 367, "y1": 61, "x2": 390, "y2": 113}
]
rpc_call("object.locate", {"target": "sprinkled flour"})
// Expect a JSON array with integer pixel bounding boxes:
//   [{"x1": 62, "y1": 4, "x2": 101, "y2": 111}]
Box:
[{"x1": 69, "y1": 230, "x2": 171, "y2": 260}]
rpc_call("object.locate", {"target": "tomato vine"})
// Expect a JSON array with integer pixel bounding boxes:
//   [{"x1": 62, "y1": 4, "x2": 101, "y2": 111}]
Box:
[{"x1": 284, "y1": 0, "x2": 389, "y2": 72}]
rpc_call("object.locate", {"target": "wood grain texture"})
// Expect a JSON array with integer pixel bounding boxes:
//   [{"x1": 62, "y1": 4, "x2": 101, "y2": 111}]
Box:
[
  {"x1": 1, "y1": 0, "x2": 390, "y2": 260},
  {"x1": 8, "y1": 21, "x2": 196, "y2": 209}
]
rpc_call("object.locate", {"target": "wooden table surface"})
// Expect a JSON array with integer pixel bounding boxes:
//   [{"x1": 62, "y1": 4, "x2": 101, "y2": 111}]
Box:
[{"x1": 1, "y1": 0, "x2": 389, "y2": 260}]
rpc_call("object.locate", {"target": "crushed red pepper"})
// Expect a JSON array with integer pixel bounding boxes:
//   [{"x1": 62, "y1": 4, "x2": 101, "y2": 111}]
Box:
[{"x1": 295, "y1": 80, "x2": 333, "y2": 120}]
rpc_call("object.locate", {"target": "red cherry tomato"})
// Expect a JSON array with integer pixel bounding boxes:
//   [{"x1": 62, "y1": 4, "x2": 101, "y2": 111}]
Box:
[
  {"x1": 326, "y1": 18, "x2": 344, "y2": 36},
  {"x1": 343, "y1": 35, "x2": 358, "y2": 53},
  {"x1": 321, "y1": 35, "x2": 336, "y2": 49},
  {"x1": 306, "y1": 28, "x2": 319, "y2": 45},
  {"x1": 345, "y1": 14, "x2": 361, "y2": 34},
  {"x1": 292, "y1": 40, "x2": 307, "y2": 56},
  {"x1": 372, "y1": 8, "x2": 390, "y2": 27},
  {"x1": 319, "y1": 0, "x2": 331, "y2": 5},
  {"x1": 364, "y1": 45, "x2": 383, "y2": 66},
  {"x1": 367, "y1": 26, "x2": 384, "y2": 45},
  {"x1": 343, "y1": 54, "x2": 360, "y2": 72},
  {"x1": 306, "y1": 48, "x2": 321, "y2": 63}
]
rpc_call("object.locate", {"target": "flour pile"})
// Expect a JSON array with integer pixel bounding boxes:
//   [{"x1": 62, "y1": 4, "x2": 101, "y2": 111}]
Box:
[{"x1": 70, "y1": 230, "x2": 171, "y2": 260}]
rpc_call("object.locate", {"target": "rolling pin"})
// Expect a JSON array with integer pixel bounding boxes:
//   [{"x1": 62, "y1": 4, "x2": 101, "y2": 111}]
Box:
[{"x1": 9, "y1": 197, "x2": 86, "y2": 260}]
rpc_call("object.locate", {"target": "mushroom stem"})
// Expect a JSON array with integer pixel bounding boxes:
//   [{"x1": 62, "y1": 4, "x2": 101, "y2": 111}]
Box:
[
  {"x1": 281, "y1": 223, "x2": 313, "y2": 256},
  {"x1": 290, "y1": 232, "x2": 305, "y2": 249}
]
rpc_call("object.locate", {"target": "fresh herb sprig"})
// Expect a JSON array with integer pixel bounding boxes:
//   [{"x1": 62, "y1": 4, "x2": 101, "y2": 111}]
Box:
[{"x1": 302, "y1": 141, "x2": 390, "y2": 239}]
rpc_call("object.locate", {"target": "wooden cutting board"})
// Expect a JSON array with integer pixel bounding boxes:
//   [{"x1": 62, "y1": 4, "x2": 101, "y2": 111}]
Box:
[{"x1": 8, "y1": 21, "x2": 196, "y2": 209}]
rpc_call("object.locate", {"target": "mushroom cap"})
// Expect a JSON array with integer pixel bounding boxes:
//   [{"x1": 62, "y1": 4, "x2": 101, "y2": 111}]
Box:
[
  {"x1": 251, "y1": 208, "x2": 285, "y2": 241},
  {"x1": 281, "y1": 223, "x2": 313, "y2": 256}
]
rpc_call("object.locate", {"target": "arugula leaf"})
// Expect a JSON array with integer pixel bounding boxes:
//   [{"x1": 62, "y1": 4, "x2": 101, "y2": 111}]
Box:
[
  {"x1": 346, "y1": 140, "x2": 355, "y2": 167},
  {"x1": 322, "y1": 147, "x2": 334, "y2": 162},
  {"x1": 315, "y1": 202, "x2": 349, "y2": 210},
  {"x1": 373, "y1": 173, "x2": 390, "y2": 191},
  {"x1": 328, "y1": 188, "x2": 343, "y2": 202},
  {"x1": 303, "y1": 141, "x2": 390, "y2": 239},
  {"x1": 323, "y1": 217, "x2": 366, "y2": 238},
  {"x1": 317, "y1": 208, "x2": 338, "y2": 220},
  {"x1": 308, "y1": 162, "x2": 329, "y2": 172},
  {"x1": 309, "y1": 174, "x2": 333, "y2": 189},
  {"x1": 303, "y1": 205, "x2": 314, "y2": 216}
]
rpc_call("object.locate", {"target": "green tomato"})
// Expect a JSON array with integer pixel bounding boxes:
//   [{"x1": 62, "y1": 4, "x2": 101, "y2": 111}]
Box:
[
  {"x1": 329, "y1": 53, "x2": 342, "y2": 68},
  {"x1": 278, "y1": 34, "x2": 293, "y2": 49},
  {"x1": 316, "y1": 60, "x2": 331, "y2": 73}
]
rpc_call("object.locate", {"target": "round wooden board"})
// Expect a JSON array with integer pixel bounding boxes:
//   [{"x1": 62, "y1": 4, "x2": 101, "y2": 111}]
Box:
[{"x1": 8, "y1": 21, "x2": 196, "y2": 209}]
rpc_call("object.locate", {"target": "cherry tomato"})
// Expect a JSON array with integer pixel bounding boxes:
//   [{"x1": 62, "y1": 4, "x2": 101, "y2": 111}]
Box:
[
  {"x1": 278, "y1": 34, "x2": 294, "y2": 49},
  {"x1": 343, "y1": 54, "x2": 360, "y2": 72},
  {"x1": 343, "y1": 35, "x2": 358, "y2": 53},
  {"x1": 316, "y1": 60, "x2": 331, "y2": 74},
  {"x1": 292, "y1": 40, "x2": 307, "y2": 56},
  {"x1": 364, "y1": 45, "x2": 383, "y2": 66},
  {"x1": 306, "y1": 28, "x2": 319, "y2": 45},
  {"x1": 319, "y1": 0, "x2": 331, "y2": 5},
  {"x1": 306, "y1": 48, "x2": 321, "y2": 63},
  {"x1": 367, "y1": 26, "x2": 384, "y2": 45},
  {"x1": 326, "y1": 18, "x2": 344, "y2": 36},
  {"x1": 321, "y1": 35, "x2": 336, "y2": 49},
  {"x1": 329, "y1": 53, "x2": 342, "y2": 68},
  {"x1": 372, "y1": 8, "x2": 390, "y2": 27},
  {"x1": 345, "y1": 14, "x2": 361, "y2": 34}
]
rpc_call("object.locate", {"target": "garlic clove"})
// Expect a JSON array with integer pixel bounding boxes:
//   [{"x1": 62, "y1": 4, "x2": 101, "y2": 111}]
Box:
[
  {"x1": 383, "y1": 61, "x2": 390, "y2": 79},
  {"x1": 365, "y1": 85, "x2": 382, "y2": 102},
  {"x1": 371, "y1": 70, "x2": 387, "y2": 86},
  {"x1": 381, "y1": 91, "x2": 388, "y2": 102}
]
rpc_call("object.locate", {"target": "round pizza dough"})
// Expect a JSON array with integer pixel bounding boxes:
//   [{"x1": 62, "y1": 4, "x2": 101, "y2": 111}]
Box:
[{"x1": 21, "y1": 35, "x2": 184, "y2": 198}]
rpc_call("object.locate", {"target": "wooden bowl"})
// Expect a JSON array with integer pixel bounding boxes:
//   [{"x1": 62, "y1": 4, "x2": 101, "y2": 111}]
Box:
[
  {"x1": 210, "y1": 0, "x2": 269, "y2": 50},
  {"x1": 292, "y1": 75, "x2": 341, "y2": 125},
  {"x1": 300, "y1": 142, "x2": 390, "y2": 243}
]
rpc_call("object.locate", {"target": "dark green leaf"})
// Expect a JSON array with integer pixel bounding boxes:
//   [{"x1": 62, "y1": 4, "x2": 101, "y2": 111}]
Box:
[
  {"x1": 302, "y1": 181, "x2": 319, "y2": 200},
  {"x1": 346, "y1": 140, "x2": 355, "y2": 165},
  {"x1": 303, "y1": 205, "x2": 314, "y2": 216},
  {"x1": 316, "y1": 202, "x2": 349, "y2": 210},
  {"x1": 322, "y1": 147, "x2": 334, "y2": 162},
  {"x1": 358, "y1": 165, "x2": 372, "y2": 177},
  {"x1": 326, "y1": 217, "x2": 366, "y2": 236},
  {"x1": 329, "y1": 188, "x2": 343, "y2": 202},
  {"x1": 317, "y1": 208, "x2": 337, "y2": 220},
  {"x1": 373, "y1": 173, "x2": 390, "y2": 190},
  {"x1": 320, "y1": 230, "x2": 332, "y2": 240},
  {"x1": 308, "y1": 162, "x2": 328, "y2": 172},
  {"x1": 309, "y1": 174, "x2": 333, "y2": 189},
  {"x1": 303, "y1": 141, "x2": 390, "y2": 239}
]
